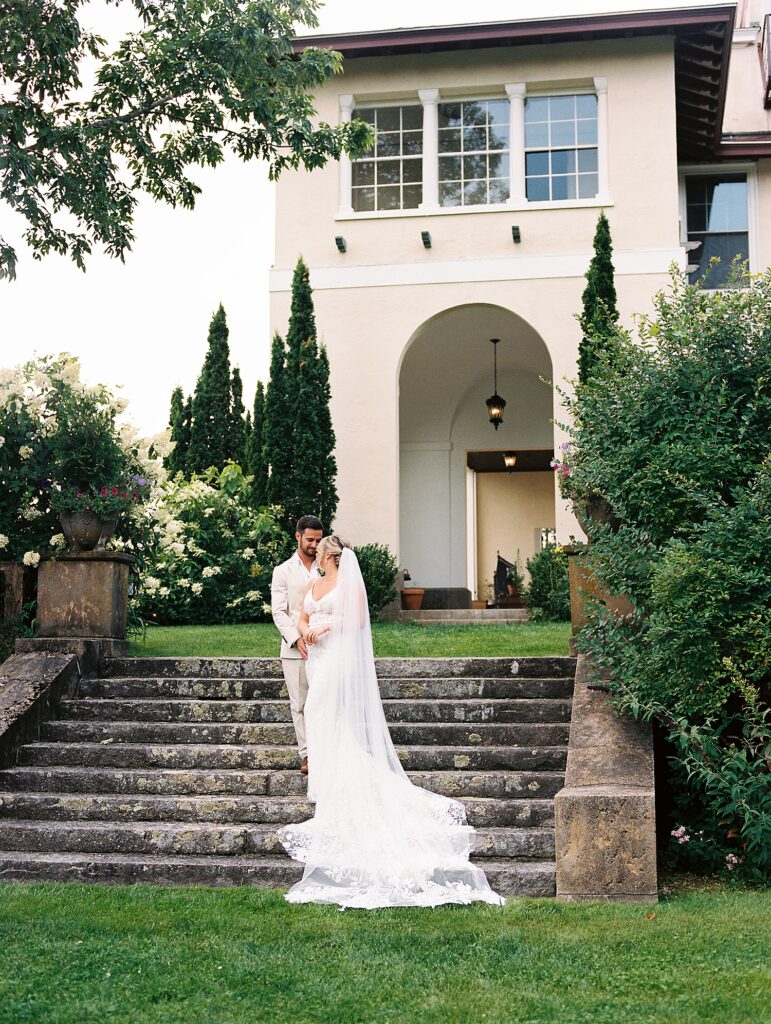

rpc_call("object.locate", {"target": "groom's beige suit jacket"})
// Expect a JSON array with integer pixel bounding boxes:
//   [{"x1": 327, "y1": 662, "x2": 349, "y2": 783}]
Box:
[{"x1": 271, "y1": 553, "x2": 316, "y2": 659}]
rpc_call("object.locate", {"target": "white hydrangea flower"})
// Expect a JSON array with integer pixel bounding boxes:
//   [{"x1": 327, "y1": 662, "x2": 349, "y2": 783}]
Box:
[
  {"x1": 203, "y1": 507, "x2": 215, "y2": 517},
  {"x1": 49, "y1": 534, "x2": 66, "y2": 549},
  {"x1": 56, "y1": 361, "x2": 80, "y2": 386},
  {"x1": 159, "y1": 586, "x2": 170, "y2": 598},
  {"x1": 18, "y1": 445, "x2": 33, "y2": 460},
  {"x1": 245, "y1": 590, "x2": 261, "y2": 601},
  {"x1": 23, "y1": 551, "x2": 40, "y2": 567},
  {"x1": 21, "y1": 506, "x2": 43, "y2": 520},
  {"x1": 242, "y1": 547, "x2": 255, "y2": 559},
  {"x1": 262, "y1": 603, "x2": 272, "y2": 615},
  {"x1": 168, "y1": 541, "x2": 185, "y2": 556},
  {"x1": 0, "y1": 534, "x2": 9, "y2": 549},
  {"x1": 0, "y1": 436, "x2": 5, "y2": 448},
  {"x1": 177, "y1": 578, "x2": 191, "y2": 589},
  {"x1": 191, "y1": 582, "x2": 203, "y2": 595},
  {"x1": 143, "y1": 577, "x2": 161, "y2": 593}
]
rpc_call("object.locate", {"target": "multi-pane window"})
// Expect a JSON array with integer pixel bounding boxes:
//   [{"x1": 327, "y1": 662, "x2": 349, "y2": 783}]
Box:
[
  {"x1": 684, "y1": 174, "x2": 749, "y2": 287},
  {"x1": 437, "y1": 99, "x2": 510, "y2": 207},
  {"x1": 351, "y1": 106, "x2": 423, "y2": 212},
  {"x1": 524, "y1": 94, "x2": 598, "y2": 202}
]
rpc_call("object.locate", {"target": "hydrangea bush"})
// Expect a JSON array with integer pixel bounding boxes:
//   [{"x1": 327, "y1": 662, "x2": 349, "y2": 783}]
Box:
[{"x1": 135, "y1": 463, "x2": 286, "y2": 626}]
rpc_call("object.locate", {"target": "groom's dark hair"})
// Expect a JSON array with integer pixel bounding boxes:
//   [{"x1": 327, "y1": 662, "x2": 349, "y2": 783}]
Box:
[{"x1": 296, "y1": 515, "x2": 323, "y2": 534}]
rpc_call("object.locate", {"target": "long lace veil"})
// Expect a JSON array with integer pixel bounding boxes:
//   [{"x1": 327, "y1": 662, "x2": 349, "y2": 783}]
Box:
[{"x1": 279, "y1": 547, "x2": 505, "y2": 907}]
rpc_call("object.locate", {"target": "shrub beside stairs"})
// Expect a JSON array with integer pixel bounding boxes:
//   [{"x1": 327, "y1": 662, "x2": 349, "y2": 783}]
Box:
[{"x1": 0, "y1": 656, "x2": 575, "y2": 896}]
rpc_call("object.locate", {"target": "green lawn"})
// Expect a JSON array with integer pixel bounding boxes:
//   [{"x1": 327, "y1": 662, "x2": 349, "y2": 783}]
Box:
[
  {"x1": 0, "y1": 882, "x2": 767, "y2": 1024},
  {"x1": 129, "y1": 621, "x2": 571, "y2": 658}
]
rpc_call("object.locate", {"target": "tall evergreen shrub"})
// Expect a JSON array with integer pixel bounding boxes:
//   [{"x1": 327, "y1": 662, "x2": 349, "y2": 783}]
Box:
[
  {"x1": 188, "y1": 305, "x2": 234, "y2": 473},
  {"x1": 229, "y1": 366, "x2": 247, "y2": 468},
  {"x1": 578, "y1": 212, "x2": 619, "y2": 385},
  {"x1": 247, "y1": 380, "x2": 268, "y2": 506}
]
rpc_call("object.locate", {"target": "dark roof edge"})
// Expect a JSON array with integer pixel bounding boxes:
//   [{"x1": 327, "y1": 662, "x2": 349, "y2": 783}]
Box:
[
  {"x1": 718, "y1": 132, "x2": 771, "y2": 156},
  {"x1": 293, "y1": 6, "x2": 736, "y2": 56}
]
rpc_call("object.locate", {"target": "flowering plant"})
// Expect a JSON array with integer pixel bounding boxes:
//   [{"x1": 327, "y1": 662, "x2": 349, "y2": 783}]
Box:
[
  {"x1": 0, "y1": 354, "x2": 169, "y2": 563},
  {"x1": 50, "y1": 475, "x2": 152, "y2": 519},
  {"x1": 135, "y1": 463, "x2": 286, "y2": 626}
]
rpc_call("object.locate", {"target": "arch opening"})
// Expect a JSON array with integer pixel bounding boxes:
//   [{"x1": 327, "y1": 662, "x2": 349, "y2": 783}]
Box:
[{"x1": 398, "y1": 303, "x2": 556, "y2": 604}]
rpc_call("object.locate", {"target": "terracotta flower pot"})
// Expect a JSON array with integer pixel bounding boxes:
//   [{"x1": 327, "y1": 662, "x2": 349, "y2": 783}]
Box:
[
  {"x1": 401, "y1": 587, "x2": 425, "y2": 611},
  {"x1": 59, "y1": 511, "x2": 118, "y2": 553}
]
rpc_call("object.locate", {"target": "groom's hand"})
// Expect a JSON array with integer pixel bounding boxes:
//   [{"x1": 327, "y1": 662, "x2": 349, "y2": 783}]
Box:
[{"x1": 296, "y1": 638, "x2": 309, "y2": 660}]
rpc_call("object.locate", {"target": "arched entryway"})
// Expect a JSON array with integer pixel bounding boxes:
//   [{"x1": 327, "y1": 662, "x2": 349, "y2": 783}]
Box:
[{"x1": 398, "y1": 304, "x2": 555, "y2": 602}]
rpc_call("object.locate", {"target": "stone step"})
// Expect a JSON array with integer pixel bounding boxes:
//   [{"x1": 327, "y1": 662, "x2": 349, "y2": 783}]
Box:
[
  {"x1": 0, "y1": 850, "x2": 556, "y2": 896},
  {"x1": 0, "y1": 792, "x2": 555, "y2": 827},
  {"x1": 20, "y1": 742, "x2": 569, "y2": 771},
  {"x1": 103, "y1": 657, "x2": 576, "y2": 680},
  {"x1": 0, "y1": 766, "x2": 564, "y2": 799},
  {"x1": 41, "y1": 720, "x2": 570, "y2": 746},
  {"x1": 58, "y1": 697, "x2": 573, "y2": 725},
  {"x1": 0, "y1": 820, "x2": 555, "y2": 859},
  {"x1": 79, "y1": 676, "x2": 575, "y2": 700},
  {"x1": 400, "y1": 608, "x2": 529, "y2": 621}
]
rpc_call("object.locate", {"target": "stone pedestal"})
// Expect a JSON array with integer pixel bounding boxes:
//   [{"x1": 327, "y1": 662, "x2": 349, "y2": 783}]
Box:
[
  {"x1": 0, "y1": 562, "x2": 35, "y2": 622},
  {"x1": 565, "y1": 547, "x2": 634, "y2": 655},
  {"x1": 36, "y1": 552, "x2": 134, "y2": 640},
  {"x1": 555, "y1": 655, "x2": 658, "y2": 902}
]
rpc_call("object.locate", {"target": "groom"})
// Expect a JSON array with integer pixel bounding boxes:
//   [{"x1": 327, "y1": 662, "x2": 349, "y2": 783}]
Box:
[{"x1": 270, "y1": 515, "x2": 324, "y2": 775}]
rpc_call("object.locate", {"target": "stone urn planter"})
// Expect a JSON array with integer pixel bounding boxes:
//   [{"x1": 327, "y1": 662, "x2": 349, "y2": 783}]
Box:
[
  {"x1": 401, "y1": 587, "x2": 425, "y2": 611},
  {"x1": 59, "y1": 511, "x2": 118, "y2": 553},
  {"x1": 573, "y1": 494, "x2": 622, "y2": 541}
]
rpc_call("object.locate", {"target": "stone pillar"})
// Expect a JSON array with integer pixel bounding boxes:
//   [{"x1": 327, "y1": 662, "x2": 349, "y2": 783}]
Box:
[
  {"x1": 418, "y1": 88, "x2": 440, "y2": 212},
  {"x1": 36, "y1": 552, "x2": 134, "y2": 641},
  {"x1": 555, "y1": 655, "x2": 658, "y2": 902},
  {"x1": 338, "y1": 93, "x2": 355, "y2": 217},
  {"x1": 565, "y1": 546, "x2": 634, "y2": 656},
  {"x1": 505, "y1": 83, "x2": 527, "y2": 205},
  {"x1": 593, "y1": 76, "x2": 611, "y2": 203},
  {"x1": 0, "y1": 562, "x2": 35, "y2": 622}
]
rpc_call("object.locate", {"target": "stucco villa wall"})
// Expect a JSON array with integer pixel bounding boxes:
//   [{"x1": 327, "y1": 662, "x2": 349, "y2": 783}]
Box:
[
  {"x1": 270, "y1": 33, "x2": 686, "y2": 573},
  {"x1": 476, "y1": 472, "x2": 556, "y2": 598}
]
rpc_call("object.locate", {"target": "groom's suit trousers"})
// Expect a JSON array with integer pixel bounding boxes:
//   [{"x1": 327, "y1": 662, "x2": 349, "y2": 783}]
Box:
[{"x1": 281, "y1": 659, "x2": 309, "y2": 759}]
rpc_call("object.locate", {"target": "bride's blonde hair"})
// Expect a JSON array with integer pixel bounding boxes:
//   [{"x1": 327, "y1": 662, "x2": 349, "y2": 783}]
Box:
[{"x1": 317, "y1": 534, "x2": 349, "y2": 568}]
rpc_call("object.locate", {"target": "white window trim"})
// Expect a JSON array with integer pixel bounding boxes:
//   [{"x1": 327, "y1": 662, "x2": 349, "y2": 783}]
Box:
[
  {"x1": 678, "y1": 162, "x2": 759, "y2": 285},
  {"x1": 338, "y1": 78, "x2": 611, "y2": 219}
]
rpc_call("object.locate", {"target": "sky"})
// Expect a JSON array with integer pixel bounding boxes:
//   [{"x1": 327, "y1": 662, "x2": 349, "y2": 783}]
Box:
[{"x1": 1, "y1": 0, "x2": 728, "y2": 437}]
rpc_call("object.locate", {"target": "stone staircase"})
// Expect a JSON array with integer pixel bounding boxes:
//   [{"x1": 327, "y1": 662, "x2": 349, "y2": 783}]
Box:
[
  {"x1": 399, "y1": 608, "x2": 529, "y2": 625},
  {"x1": 0, "y1": 656, "x2": 575, "y2": 896}
]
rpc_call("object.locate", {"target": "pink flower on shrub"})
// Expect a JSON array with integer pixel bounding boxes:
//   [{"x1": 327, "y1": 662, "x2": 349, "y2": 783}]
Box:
[
  {"x1": 726, "y1": 853, "x2": 743, "y2": 871},
  {"x1": 111, "y1": 486, "x2": 119, "y2": 496},
  {"x1": 671, "y1": 825, "x2": 691, "y2": 844},
  {"x1": 100, "y1": 486, "x2": 107, "y2": 496}
]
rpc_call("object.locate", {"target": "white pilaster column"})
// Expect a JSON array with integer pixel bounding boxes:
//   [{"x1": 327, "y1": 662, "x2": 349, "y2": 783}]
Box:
[
  {"x1": 338, "y1": 93, "x2": 355, "y2": 216},
  {"x1": 418, "y1": 88, "x2": 440, "y2": 212},
  {"x1": 593, "y1": 77, "x2": 610, "y2": 203},
  {"x1": 505, "y1": 83, "x2": 527, "y2": 206}
]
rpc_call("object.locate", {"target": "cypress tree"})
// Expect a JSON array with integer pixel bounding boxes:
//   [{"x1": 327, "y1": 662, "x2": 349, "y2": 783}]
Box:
[
  {"x1": 165, "y1": 386, "x2": 189, "y2": 475},
  {"x1": 263, "y1": 333, "x2": 293, "y2": 515},
  {"x1": 229, "y1": 366, "x2": 247, "y2": 467},
  {"x1": 578, "y1": 212, "x2": 619, "y2": 386},
  {"x1": 246, "y1": 380, "x2": 269, "y2": 505},
  {"x1": 188, "y1": 304, "x2": 233, "y2": 472},
  {"x1": 281, "y1": 256, "x2": 338, "y2": 529}
]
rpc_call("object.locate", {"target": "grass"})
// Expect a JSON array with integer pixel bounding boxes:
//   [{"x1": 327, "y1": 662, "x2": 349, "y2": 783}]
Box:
[
  {"x1": 0, "y1": 882, "x2": 767, "y2": 1024},
  {"x1": 129, "y1": 621, "x2": 571, "y2": 658}
]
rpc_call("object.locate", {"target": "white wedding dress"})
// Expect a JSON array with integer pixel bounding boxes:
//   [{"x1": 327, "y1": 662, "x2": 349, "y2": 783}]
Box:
[{"x1": 277, "y1": 549, "x2": 505, "y2": 910}]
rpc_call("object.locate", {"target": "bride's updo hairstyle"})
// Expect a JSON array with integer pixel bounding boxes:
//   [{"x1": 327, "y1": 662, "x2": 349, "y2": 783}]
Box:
[{"x1": 317, "y1": 534, "x2": 349, "y2": 568}]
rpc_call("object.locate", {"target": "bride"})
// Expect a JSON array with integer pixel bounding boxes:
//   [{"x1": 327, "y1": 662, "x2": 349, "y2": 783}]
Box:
[{"x1": 277, "y1": 534, "x2": 505, "y2": 910}]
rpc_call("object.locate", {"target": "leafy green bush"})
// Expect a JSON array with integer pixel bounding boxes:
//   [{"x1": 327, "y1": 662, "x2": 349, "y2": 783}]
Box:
[
  {"x1": 0, "y1": 354, "x2": 166, "y2": 566},
  {"x1": 136, "y1": 463, "x2": 286, "y2": 626},
  {"x1": 354, "y1": 543, "x2": 398, "y2": 619},
  {"x1": 564, "y1": 267, "x2": 771, "y2": 880},
  {"x1": 525, "y1": 546, "x2": 570, "y2": 621}
]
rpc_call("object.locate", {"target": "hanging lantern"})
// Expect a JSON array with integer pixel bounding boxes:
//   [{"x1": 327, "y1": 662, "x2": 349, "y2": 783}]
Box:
[
  {"x1": 503, "y1": 452, "x2": 517, "y2": 472},
  {"x1": 485, "y1": 338, "x2": 506, "y2": 430}
]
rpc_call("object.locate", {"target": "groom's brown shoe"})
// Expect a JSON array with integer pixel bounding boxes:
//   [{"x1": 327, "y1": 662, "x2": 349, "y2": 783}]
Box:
[{"x1": 300, "y1": 757, "x2": 309, "y2": 775}]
